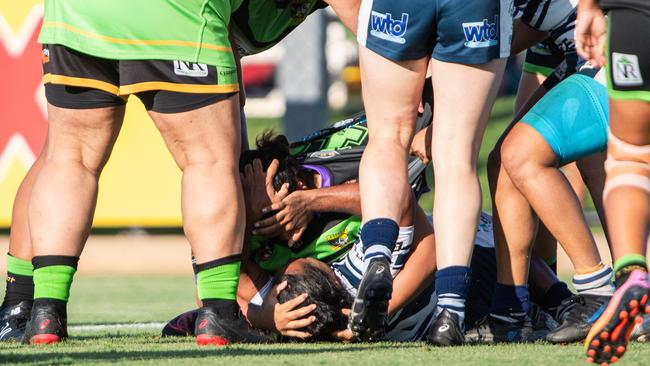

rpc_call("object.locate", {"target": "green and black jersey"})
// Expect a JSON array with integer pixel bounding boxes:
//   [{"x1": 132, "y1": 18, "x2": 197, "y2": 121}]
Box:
[
  {"x1": 230, "y1": 0, "x2": 328, "y2": 56},
  {"x1": 251, "y1": 213, "x2": 360, "y2": 272},
  {"x1": 39, "y1": 0, "x2": 240, "y2": 67}
]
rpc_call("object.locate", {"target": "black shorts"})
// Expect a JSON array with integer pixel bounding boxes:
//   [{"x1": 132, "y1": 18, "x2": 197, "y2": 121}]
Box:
[
  {"x1": 606, "y1": 9, "x2": 650, "y2": 102},
  {"x1": 42, "y1": 45, "x2": 238, "y2": 113}
]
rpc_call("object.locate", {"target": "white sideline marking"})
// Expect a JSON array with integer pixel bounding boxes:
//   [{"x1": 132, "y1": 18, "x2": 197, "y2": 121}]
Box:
[{"x1": 69, "y1": 322, "x2": 166, "y2": 332}]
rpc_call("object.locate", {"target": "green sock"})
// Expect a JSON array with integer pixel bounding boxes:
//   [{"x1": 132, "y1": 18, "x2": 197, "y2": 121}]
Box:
[
  {"x1": 33, "y1": 255, "x2": 79, "y2": 301},
  {"x1": 7, "y1": 254, "x2": 33, "y2": 277},
  {"x1": 613, "y1": 254, "x2": 647, "y2": 274},
  {"x1": 196, "y1": 257, "x2": 241, "y2": 301}
]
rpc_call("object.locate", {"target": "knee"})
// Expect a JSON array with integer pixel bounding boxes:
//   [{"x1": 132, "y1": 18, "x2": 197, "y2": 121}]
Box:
[
  {"x1": 500, "y1": 140, "x2": 532, "y2": 184},
  {"x1": 368, "y1": 110, "x2": 417, "y2": 149}
]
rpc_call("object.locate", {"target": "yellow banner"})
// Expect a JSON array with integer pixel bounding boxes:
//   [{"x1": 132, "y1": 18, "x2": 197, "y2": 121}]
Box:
[{"x1": 0, "y1": 2, "x2": 182, "y2": 228}]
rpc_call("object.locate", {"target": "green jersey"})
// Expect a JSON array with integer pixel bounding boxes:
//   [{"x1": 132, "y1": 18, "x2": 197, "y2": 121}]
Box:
[
  {"x1": 231, "y1": 0, "x2": 327, "y2": 56},
  {"x1": 39, "y1": 0, "x2": 241, "y2": 68},
  {"x1": 251, "y1": 213, "x2": 360, "y2": 272}
]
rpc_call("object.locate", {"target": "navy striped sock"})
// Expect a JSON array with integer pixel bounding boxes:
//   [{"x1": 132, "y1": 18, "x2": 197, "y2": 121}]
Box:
[
  {"x1": 435, "y1": 266, "x2": 471, "y2": 327},
  {"x1": 361, "y1": 218, "x2": 399, "y2": 264},
  {"x1": 489, "y1": 283, "x2": 530, "y2": 323},
  {"x1": 572, "y1": 265, "x2": 615, "y2": 297}
]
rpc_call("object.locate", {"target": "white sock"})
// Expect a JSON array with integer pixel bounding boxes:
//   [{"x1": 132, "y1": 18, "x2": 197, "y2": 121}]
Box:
[{"x1": 573, "y1": 265, "x2": 615, "y2": 297}]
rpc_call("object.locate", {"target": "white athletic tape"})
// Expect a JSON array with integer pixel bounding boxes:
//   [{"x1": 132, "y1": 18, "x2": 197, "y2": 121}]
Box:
[{"x1": 603, "y1": 173, "x2": 650, "y2": 202}]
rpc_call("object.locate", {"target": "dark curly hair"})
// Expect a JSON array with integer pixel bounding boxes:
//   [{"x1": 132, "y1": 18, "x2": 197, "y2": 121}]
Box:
[
  {"x1": 277, "y1": 262, "x2": 352, "y2": 341},
  {"x1": 240, "y1": 130, "x2": 314, "y2": 192}
]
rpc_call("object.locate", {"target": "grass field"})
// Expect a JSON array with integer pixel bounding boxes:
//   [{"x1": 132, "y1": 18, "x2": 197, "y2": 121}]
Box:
[{"x1": 2, "y1": 275, "x2": 650, "y2": 366}]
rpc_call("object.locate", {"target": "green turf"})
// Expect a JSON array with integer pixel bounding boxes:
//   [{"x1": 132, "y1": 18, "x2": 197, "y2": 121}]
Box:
[
  {"x1": 5, "y1": 337, "x2": 650, "y2": 366},
  {"x1": 2, "y1": 275, "x2": 649, "y2": 365}
]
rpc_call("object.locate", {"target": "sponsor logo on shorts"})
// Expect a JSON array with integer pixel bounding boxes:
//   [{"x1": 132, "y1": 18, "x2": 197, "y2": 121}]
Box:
[
  {"x1": 173, "y1": 61, "x2": 208, "y2": 77},
  {"x1": 219, "y1": 69, "x2": 236, "y2": 77},
  {"x1": 612, "y1": 52, "x2": 644, "y2": 87},
  {"x1": 369, "y1": 11, "x2": 408, "y2": 45},
  {"x1": 462, "y1": 16, "x2": 499, "y2": 48},
  {"x1": 42, "y1": 48, "x2": 49, "y2": 64}
]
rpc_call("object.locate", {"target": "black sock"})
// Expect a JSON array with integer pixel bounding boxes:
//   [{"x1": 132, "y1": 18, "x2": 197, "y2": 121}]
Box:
[
  {"x1": 539, "y1": 282, "x2": 573, "y2": 310},
  {"x1": 202, "y1": 299, "x2": 239, "y2": 319},
  {"x1": 33, "y1": 298, "x2": 67, "y2": 318},
  {"x1": 2, "y1": 273, "x2": 34, "y2": 308}
]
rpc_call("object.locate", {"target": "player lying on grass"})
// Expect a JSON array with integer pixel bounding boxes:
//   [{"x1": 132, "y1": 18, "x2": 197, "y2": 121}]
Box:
[
  {"x1": 162, "y1": 120, "x2": 575, "y2": 342},
  {"x1": 468, "y1": 65, "x2": 617, "y2": 345}
]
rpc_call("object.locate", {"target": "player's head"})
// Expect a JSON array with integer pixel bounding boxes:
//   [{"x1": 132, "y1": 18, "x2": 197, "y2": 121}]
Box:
[
  {"x1": 239, "y1": 130, "x2": 314, "y2": 192},
  {"x1": 276, "y1": 258, "x2": 352, "y2": 341}
]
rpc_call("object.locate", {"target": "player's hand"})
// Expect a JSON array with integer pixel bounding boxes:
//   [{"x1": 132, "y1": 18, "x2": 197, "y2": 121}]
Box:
[
  {"x1": 272, "y1": 281, "x2": 317, "y2": 339},
  {"x1": 576, "y1": 0, "x2": 606, "y2": 67},
  {"x1": 331, "y1": 308, "x2": 356, "y2": 342},
  {"x1": 256, "y1": 190, "x2": 314, "y2": 247},
  {"x1": 409, "y1": 125, "x2": 432, "y2": 165},
  {"x1": 241, "y1": 159, "x2": 288, "y2": 222}
]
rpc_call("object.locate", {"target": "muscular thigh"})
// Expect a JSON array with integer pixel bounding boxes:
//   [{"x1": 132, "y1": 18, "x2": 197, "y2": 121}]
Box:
[
  {"x1": 148, "y1": 94, "x2": 241, "y2": 169},
  {"x1": 357, "y1": 46, "x2": 427, "y2": 147},
  {"x1": 431, "y1": 58, "x2": 506, "y2": 165},
  {"x1": 44, "y1": 104, "x2": 124, "y2": 173}
]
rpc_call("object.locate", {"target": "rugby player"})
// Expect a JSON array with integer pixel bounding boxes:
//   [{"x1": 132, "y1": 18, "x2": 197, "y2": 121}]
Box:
[
  {"x1": 10, "y1": 0, "x2": 274, "y2": 346},
  {"x1": 351, "y1": 0, "x2": 513, "y2": 346},
  {"x1": 577, "y1": 0, "x2": 650, "y2": 363},
  {"x1": 469, "y1": 66, "x2": 615, "y2": 344},
  {"x1": 0, "y1": 0, "x2": 360, "y2": 343},
  {"x1": 511, "y1": 0, "x2": 591, "y2": 247}
]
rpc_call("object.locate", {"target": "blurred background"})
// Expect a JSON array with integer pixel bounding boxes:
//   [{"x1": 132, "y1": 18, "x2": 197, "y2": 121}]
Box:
[{"x1": 0, "y1": 3, "x2": 605, "y2": 279}]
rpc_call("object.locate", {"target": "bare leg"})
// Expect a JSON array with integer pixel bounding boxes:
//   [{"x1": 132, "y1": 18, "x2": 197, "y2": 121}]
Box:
[
  {"x1": 431, "y1": 58, "x2": 506, "y2": 268},
  {"x1": 562, "y1": 162, "x2": 587, "y2": 204},
  {"x1": 488, "y1": 147, "x2": 538, "y2": 286},
  {"x1": 357, "y1": 47, "x2": 427, "y2": 223},
  {"x1": 8, "y1": 148, "x2": 46, "y2": 261},
  {"x1": 514, "y1": 72, "x2": 546, "y2": 114},
  {"x1": 149, "y1": 95, "x2": 244, "y2": 264},
  {"x1": 30, "y1": 105, "x2": 125, "y2": 257},
  {"x1": 606, "y1": 100, "x2": 650, "y2": 260},
  {"x1": 501, "y1": 123, "x2": 602, "y2": 274},
  {"x1": 576, "y1": 151, "x2": 610, "y2": 242}
]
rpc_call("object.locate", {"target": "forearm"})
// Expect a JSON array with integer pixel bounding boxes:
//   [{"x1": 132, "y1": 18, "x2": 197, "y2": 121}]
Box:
[{"x1": 305, "y1": 183, "x2": 361, "y2": 216}]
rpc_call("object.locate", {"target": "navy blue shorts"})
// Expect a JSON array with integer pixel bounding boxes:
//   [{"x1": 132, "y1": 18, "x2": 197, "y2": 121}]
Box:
[{"x1": 357, "y1": 0, "x2": 513, "y2": 64}]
